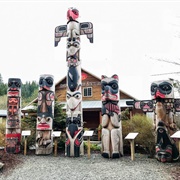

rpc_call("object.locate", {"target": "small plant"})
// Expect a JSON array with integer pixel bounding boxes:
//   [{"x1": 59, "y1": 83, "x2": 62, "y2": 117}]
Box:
[
  {"x1": 0, "y1": 119, "x2": 6, "y2": 147},
  {"x1": 84, "y1": 142, "x2": 101, "y2": 152},
  {"x1": 122, "y1": 114, "x2": 155, "y2": 156}
]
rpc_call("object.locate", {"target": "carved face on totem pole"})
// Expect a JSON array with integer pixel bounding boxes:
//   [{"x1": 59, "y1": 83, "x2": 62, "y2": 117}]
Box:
[
  {"x1": 66, "y1": 38, "x2": 80, "y2": 66},
  {"x1": 66, "y1": 90, "x2": 82, "y2": 112},
  {"x1": 101, "y1": 74, "x2": 119, "y2": 102},
  {"x1": 37, "y1": 75, "x2": 54, "y2": 130},
  {"x1": 151, "y1": 80, "x2": 174, "y2": 100},
  {"x1": 151, "y1": 80, "x2": 174, "y2": 112},
  {"x1": 101, "y1": 74, "x2": 120, "y2": 115}
]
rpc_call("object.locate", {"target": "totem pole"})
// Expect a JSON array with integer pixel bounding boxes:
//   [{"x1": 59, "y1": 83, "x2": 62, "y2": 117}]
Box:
[
  {"x1": 54, "y1": 7, "x2": 93, "y2": 157},
  {"x1": 126, "y1": 80, "x2": 179, "y2": 162},
  {"x1": 5, "y1": 78, "x2": 22, "y2": 153},
  {"x1": 101, "y1": 75, "x2": 123, "y2": 158},
  {"x1": 35, "y1": 74, "x2": 55, "y2": 155}
]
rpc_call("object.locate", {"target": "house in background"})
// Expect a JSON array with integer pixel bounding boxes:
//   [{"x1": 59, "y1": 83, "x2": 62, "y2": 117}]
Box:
[
  {"x1": 55, "y1": 68, "x2": 143, "y2": 130},
  {"x1": 22, "y1": 68, "x2": 143, "y2": 132}
]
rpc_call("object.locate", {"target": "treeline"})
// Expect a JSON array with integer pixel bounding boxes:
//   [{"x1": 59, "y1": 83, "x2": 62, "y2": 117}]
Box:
[{"x1": 0, "y1": 74, "x2": 39, "y2": 108}]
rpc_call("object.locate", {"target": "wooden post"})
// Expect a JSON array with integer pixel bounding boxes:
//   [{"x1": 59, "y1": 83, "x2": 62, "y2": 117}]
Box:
[
  {"x1": 24, "y1": 137, "x2": 27, "y2": 156},
  {"x1": 52, "y1": 131, "x2": 61, "y2": 157},
  {"x1": 54, "y1": 138, "x2": 58, "y2": 157},
  {"x1": 98, "y1": 112, "x2": 102, "y2": 141},
  {"x1": 178, "y1": 140, "x2": 180, "y2": 154},
  {"x1": 87, "y1": 137, "x2": 91, "y2": 159},
  {"x1": 83, "y1": 130, "x2": 94, "y2": 159},
  {"x1": 130, "y1": 139, "x2": 135, "y2": 161}
]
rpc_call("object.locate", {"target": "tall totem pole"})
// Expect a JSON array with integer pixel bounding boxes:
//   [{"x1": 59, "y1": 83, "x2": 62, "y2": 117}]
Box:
[
  {"x1": 54, "y1": 7, "x2": 93, "y2": 157},
  {"x1": 5, "y1": 78, "x2": 22, "y2": 153},
  {"x1": 126, "y1": 80, "x2": 179, "y2": 162},
  {"x1": 101, "y1": 75, "x2": 123, "y2": 158},
  {"x1": 35, "y1": 74, "x2": 55, "y2": 155}
]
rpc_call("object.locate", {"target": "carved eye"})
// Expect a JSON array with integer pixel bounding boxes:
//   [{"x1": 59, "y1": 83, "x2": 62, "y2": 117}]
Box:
[
  {"x1": 74, "y1": 93, "x2": 81, "y2": 99},
  {"x1": 39, "y1": 78, "x2": 43, "y2": 86},
  {"x1": 66, "y1": 93, "x2": 71, "y2": 99},
  {"x1": 159, "y1": 82, "x2": 172, "y2": 94},
  {"x1": 45, "y1": 77, "x2": 53, "y2": 87},
  {"x1": 161, "y1": 84, "x2": 171, "y2": 91},
  {"x1": 111, "y1": 83, "x2": 118, "y2": 89},
  {"x1": 46, "y1": 117, "x2": 51, "y2": 122},
  {"x1": 151, "y1": 84, "x2": 157, "y2": 93},
  {"x1": 15, "y1": 82, "x2": 21, "y2": 88},
  {"x1": 67, "y1": 43, "x2": 71, "y2": 48},
  {"x1": 73, "y1": 42, "x2": 79, "y2": 48},
  {"x1": 37, "y1": 117, "x2": 41, "y2": 122}
]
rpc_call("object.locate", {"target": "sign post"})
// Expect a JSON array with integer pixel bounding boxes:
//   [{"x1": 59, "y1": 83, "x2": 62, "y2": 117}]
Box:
[
  {"x1": 125, "y1": 132, "x2": 139, "y2": 161},
  {"x1": 21, "y1": 130, "x2": 31, "y2": 156},
  {"x1": 83, "y1": 130, "x2": 94, "y2": 158},
  {"x1": 171, "y1": 130, "x2": 180, "y2": 154},
  {"x1": 52, "y1": 131, "x2": 61, "y2": 157}
]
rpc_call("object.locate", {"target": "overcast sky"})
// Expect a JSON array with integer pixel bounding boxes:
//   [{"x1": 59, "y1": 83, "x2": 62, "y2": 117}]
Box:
[{"x1": 0, "y1": 1, "x2": 180, "y2": 100}]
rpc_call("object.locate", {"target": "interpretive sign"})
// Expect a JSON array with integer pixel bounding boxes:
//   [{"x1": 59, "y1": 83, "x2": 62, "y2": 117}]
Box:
[
  {"x1": 125, "y1": 132, "x2": 139, "y2": 140},
  {"x1": 22, "y1": 130, "x2": 31, "y2": 136},
  {"x1": 52, "y1": 131, "x2": 61, "y2": 137},
  {"x1": 83, "y1": 130, "x2": 94, "y2": 137}
]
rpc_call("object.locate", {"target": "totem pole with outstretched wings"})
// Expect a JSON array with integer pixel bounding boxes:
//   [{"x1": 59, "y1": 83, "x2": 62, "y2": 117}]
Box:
[{"x1": 55, "y1": 7, "x2": 93, "y2": 157}]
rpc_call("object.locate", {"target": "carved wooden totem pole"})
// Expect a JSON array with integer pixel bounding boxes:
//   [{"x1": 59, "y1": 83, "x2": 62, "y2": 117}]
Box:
[
  {"x1": 126, "y1": 80, "x2": 179, "y2": 162},
  {"x1": 5, "y1": 78, "x2": 22, "y2": 153},
  {"x1": 55, "y1": 7, "x2": 93, "y2": 157},
  {"x1": 35, "y1": 74, "x2": 55, "y2": 155},
  {"x1": 151, "y1": 80, "x2": 179, "y2": 162},
  {"x1": 101, "y1": 75, "x2": 123, "y2": 158}
]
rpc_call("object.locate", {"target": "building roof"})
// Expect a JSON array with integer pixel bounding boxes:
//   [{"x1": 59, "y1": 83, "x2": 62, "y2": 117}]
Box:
[
  {"x1": 56, "y1": 67, "x2": 138, "y2": 100},
  {"x1": 23, "y1": 67, "x2": 137, "y2": 110},
  {"x1": 60, "y1": 100, "x2": 133, "y2": 109}
]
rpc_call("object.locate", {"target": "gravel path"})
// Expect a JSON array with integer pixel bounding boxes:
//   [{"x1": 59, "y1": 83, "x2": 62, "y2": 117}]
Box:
[{"x1": 0, "y1": 153, "x2": 177, "y2": 180}]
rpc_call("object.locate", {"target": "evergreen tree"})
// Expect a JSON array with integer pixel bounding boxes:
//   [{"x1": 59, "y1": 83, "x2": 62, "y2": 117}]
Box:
[
  {"x1": 0, "y1": 74, "x2": 7, "y2": 96},
  {"x1": 53, "y1": 101, "x2": 66, "y2": 132}
]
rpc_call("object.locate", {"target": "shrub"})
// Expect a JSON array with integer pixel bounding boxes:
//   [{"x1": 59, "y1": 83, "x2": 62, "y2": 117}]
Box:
[
  {"x1": 122, "y1": 114, "x2": 155, "y2": 156},
  {"x1": 21, "y1": 115, "x2": 37, "y2": 148},
  {"x1": 0, "y1": 119, "x2": 6, "y2": 147}
]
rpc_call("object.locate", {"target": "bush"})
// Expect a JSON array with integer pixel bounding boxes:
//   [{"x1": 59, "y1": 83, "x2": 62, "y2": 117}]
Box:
[
  {"x1": 0, "y1": 119, "x2": 6, "y2": 147},
  {"x1": 122, "y1": 114, "x2": 155, "y2": 156},
  {"x1": 57, "y1": 137, "x2": 65, "y2": 151},
  {"x1": 21, "y1": 116, "x2": 37, "y2": 148}
]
